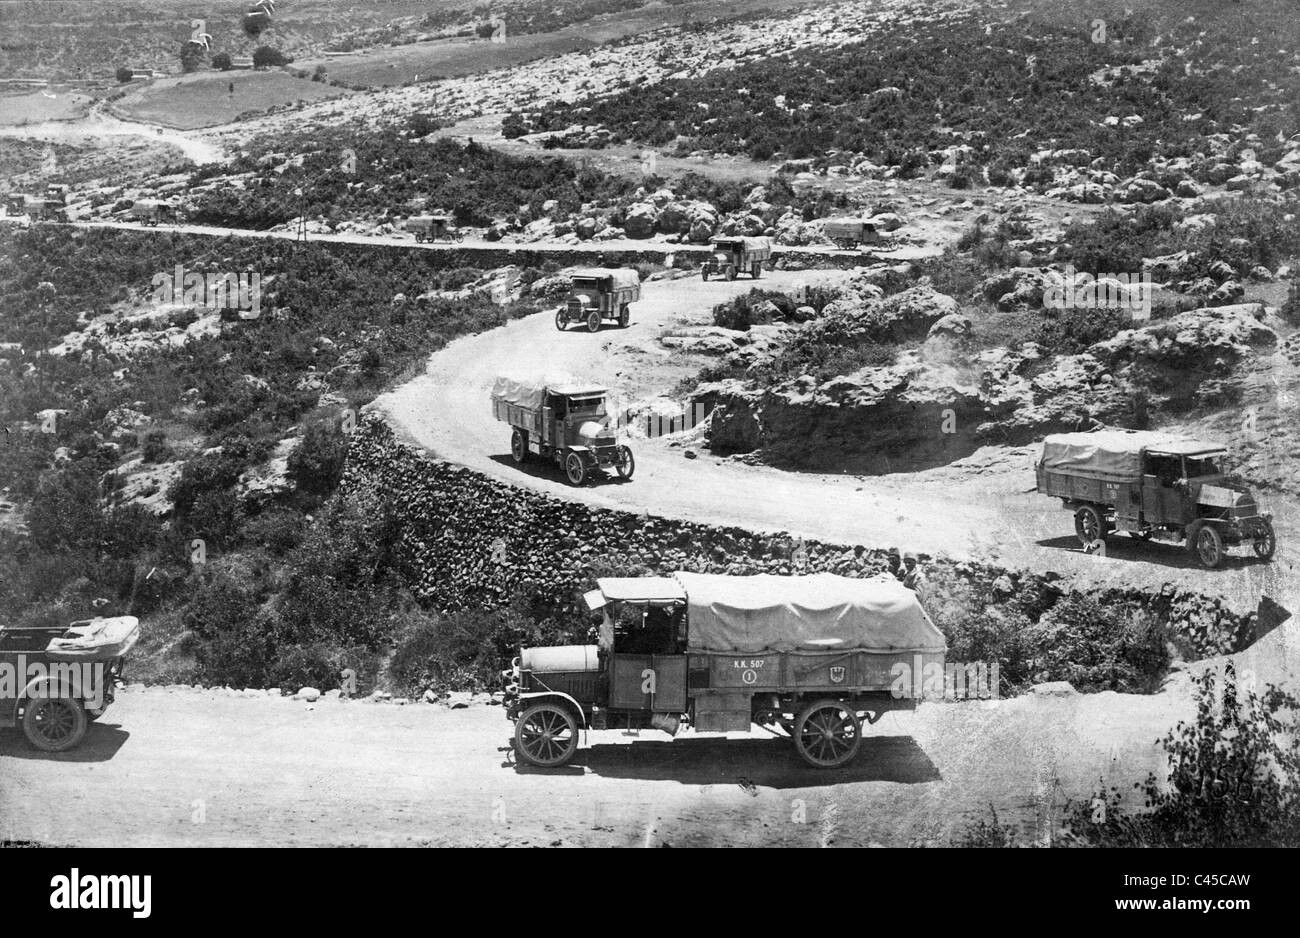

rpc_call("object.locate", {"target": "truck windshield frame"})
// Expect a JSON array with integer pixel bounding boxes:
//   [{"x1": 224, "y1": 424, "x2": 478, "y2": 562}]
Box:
[{"x1": 566, "y1": 396, "x2": 607, "y2": 418}]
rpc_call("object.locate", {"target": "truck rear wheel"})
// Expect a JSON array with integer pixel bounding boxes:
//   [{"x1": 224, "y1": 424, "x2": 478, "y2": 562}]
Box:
[
  {"x1": 1073, "y1": 505, "x2": 1106, "y2": 547},
  {"x1": 514, "y1": 703, "x2": 579, "y2": 767},
  {"x1": 1253, "y1": 520, "x2": 1276, "y2": 560},
  {"x1": 1190, "y1": 524, "x2": 1225, "y2": 569},
  {"x1": 511, "y1": 429, "x2": 528, "y2": 464},
  {"x1": 751, "y1": 260, "x2": 762, "y2": 279},
  {"x1": 793, "y1": 699, "x2": 861, "y2": 769},
  {"x1": 618, "y1": 304, "x2": 630, "y2": 327},
  {"x1": 564, "y1": 452, "x2": 587, "y2": 485},
  {"x1": 22, "y1": 695, "x2": 88, "y2": 752}
]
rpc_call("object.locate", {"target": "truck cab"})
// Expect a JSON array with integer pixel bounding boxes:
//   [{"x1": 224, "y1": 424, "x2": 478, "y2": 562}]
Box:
[{"x1": 557, "y1": 268, "x2": 640, "y2": 332}]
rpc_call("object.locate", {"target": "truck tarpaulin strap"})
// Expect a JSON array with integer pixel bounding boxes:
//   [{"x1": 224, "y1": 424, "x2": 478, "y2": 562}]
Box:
[{"x1": 673, "y1": 572, "x2": 946, "y2": 654}]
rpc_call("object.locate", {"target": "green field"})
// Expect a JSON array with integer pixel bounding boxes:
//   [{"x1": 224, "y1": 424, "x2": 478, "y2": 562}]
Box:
[{"x1": 112, "y1": 69, "x2": 356, "y2": 130}]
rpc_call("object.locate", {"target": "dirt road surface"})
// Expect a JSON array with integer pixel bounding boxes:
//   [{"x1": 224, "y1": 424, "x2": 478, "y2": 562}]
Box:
[
  {"x1": 0, "y1": 683, "x2": 1188, "y2": 847},
  {"x1": 373, "y1": 270, "x2": 1299, "y2": 614},
  {"x1": 5, "y1": 624, "x2": 1295, "y2": 847}
]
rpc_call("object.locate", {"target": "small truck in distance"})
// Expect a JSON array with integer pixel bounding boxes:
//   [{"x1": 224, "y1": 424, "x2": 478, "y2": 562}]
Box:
[
  {"x1": 503, "y1": 572, "x2": 946, "y2": 768},
  {"x1": 129, "y1": 199, "x2": 177, "y2": 226},
  {"x1": 405, "y1": 214, "x2": 461, "y2": 243},
  {"x1": 556, "y1": 268, "x2": 640, "y2": 331},
  {"x1": 492, "y1": 376, "x2": 634, "y2": 485},
  {"x1": 1036, "y1": 429, "x2": 1276, "y2": 568},
  {"x1": 701, "y1": 236, "x2": 772, "y2": 281},
  {"x1": 823, "y1": 217, "x2": 884, "y2": 250}
]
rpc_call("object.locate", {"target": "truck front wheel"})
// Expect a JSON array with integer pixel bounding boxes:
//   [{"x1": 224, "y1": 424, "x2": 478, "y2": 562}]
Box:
[
  {"x1": 514, "y1": 703, "x2": 579, "y2": 767},
  {"x1": 564, "y1": 453, "x2": 587, "y2": 485},
  {"x1": 1073, "y1": 505, "x2": 1106, "y2": 548},
  {"x1": 22, "y1": 696, "x2": 88, "y2": 752},
  {"x1": 724, "y1": 266, "x2": 737, "y2": 281},
  {"x1": 1253, "y1": 520, "x2": 1277, "y2": 560},
  {"x1": 1189, "y1": 523, "x2": 1225, "y2": 569},
  {"x1": 554, "y1": 309, "x2": 567, "y2": 331},
  {"x1": 586, "y1": 310, "x2": 601, "y2": 333},
  {"x1": 615, "y1": 445, "x2": 635, "y2": 480}
]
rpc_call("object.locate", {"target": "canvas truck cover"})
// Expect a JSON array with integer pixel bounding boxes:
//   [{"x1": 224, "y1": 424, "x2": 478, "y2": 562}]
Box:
[
  {"x1": 492, "y1": 376, "x2": 548, "y2": 410},
  {"x1": 823, "y1": 218, "x2": 871, "y2": 236},
  {"x1": 572, "y1": 268, "x2": 640, "y2": 291},
  {"x1": 674, "y1": 572, "x2": 946, "y2": 654},
  {"x1": 1040, "y1": 430, "x2": 1223, "y2": 480}
]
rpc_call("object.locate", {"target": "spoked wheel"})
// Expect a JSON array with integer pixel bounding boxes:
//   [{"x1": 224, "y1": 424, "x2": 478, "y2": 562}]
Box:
[
  {"x1": 751, "y1": 261, "x2": 761, "y2": 279},
  {"x1": 724, "y1": 266, "x2": 737, "y2": 281},
  {"x1": 22, "y1": 696, "x2": 88, "y2": 753},
  {"x1": 1253, "y1": 520, "x2": 1277, "y2": 560},
  {"x1": 1191, "y1": 524, "x2": 1225, "y2": 569},
  {"x1": 615, "y1": 445, "x2": 635, "y2": 480},
  {"x1": 1074, "y1": 505, "x2": 1105, "y2": 548},
  {"x1": 514, "y1": 703, "x2": 579, "y2": 767},
  {"x1": 510, "y1": 429, "x2": 528, "y2": 464},
  {"x1": 618, "y1": 304, "x2": 630, "y2": 328},
  {"x1": 555, "y1": 309, "x2": 567, "y2": 331},
  {"x1": 586, "y1": 310, "x2": 601, "y2": 333},
  {"x1": 793, "y1": 699, "x2": 861, "y2": 769},
  {"x1": 564, "y1": 452, "x2": 587, "y2": 486}
]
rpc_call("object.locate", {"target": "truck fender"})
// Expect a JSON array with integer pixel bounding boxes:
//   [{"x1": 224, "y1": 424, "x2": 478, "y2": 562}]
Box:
[
  {"x1": 19, "y1": 675, "x2": 80, "y2": 705},
  {"x1": 517, "y1": 691, "x2": 587, "y2": 729},
  {"x1": 566, "y1": 445, "x2": 591, "y2": 455}
]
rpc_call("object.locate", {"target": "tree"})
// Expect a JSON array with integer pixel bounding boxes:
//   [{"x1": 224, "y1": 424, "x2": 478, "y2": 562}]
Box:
[
  {"x1": 179, "y1": 40, "x2": 209, "y2": 73},
  {"x1": 115, "y1": 66, "x2": 134, "y2": 83},
  {"x1": 212, "y1": 51, "x2": 233, "y2": 71},
  {"x1": 252, "y1": 45, "x2": 289, "y2": 69}
]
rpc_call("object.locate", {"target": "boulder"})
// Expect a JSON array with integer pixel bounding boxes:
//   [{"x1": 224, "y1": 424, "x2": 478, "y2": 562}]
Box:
[
  {"x1": 622, "y1": 202, "x2": 659, "y2": 239},
  {"x1": 296, "y1": 687, "x2": 321, "y2": 702}
]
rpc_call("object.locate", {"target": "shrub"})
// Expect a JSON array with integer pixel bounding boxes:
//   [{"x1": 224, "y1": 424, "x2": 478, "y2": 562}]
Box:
[
  {"x1": 115, "y1": 67, "x2": 134, "y2": 83},
  {"x1": 389, "y1": 604, "x2": 533, "y2": 696},
  {"x1": 1062, "y1": 664, "x2": 1300, "y2": 846},
  {"x1": 212, "y1": 52, "x2": 233, "y2": 71},
  {"x1": 286, "y1": 422, "x2": 348, "y2": 496},
  {"x1": 140, "y1": 429, "x2": 171, "y2": 463},
  {"x1": 252, "y1": 45, "x2": 289, "y2": 68}
]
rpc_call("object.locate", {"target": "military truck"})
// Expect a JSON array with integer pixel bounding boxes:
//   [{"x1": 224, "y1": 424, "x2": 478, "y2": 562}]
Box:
[
  {"x1": 1036, "y1": 429, "x2": 1276, "y2": 568},
  {"x1": 823, "y1": 217, "x2": 883, "y2": 250},
  {"x1": 492, "y1": 376, "x2": 634, "y2": 485},
  {"x1": 129, "y1": 199, "x2": 177, "y2": 226},
  {"x1": 1, "y1": 616, "x2": 139, "y2": 752},
  {"x1": 503, "y1": 572, "x2": 946, "y2": 769},
  {"x1": 701, "y1": 236, "x2": 772, "y2": 281},
  {"x1": 405, "y1": 214, "x2": 461, "y2": 243},
  {"x1": 556, "y1": 268, "x2": 640, "y2": 331}
]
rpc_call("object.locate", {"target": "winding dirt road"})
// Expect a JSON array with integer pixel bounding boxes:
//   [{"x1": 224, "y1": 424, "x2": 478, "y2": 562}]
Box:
[{"x1": 373, "y1": 269, "x2": 1299, "y2": 614}]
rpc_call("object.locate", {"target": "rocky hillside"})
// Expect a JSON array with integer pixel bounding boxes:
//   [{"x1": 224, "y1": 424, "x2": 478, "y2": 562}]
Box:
[{"x1": 342, "y1": 413, "x2": 1263, "y2": 697}]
